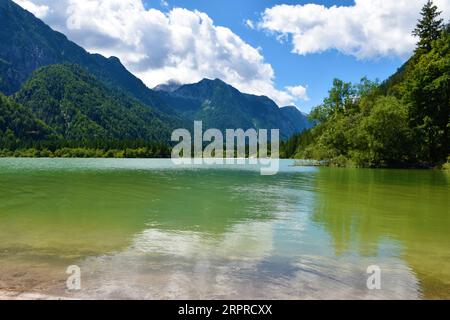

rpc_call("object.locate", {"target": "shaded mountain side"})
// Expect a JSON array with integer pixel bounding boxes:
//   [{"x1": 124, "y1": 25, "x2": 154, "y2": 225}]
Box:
[
  {"x1": 1, "y1": 0, "x2": 312, "y2": 143},
  {"x1": 14, "y1": 64, "x2": 174, "y2": 141},
  {"x1": 0, "y1": 92, "x2": 57, "y2": 148},
  {"x1": 0, "y1": 0, "x2": 175, "y2": 116},
  {"x1": 280, "y1": 106, "x2": 314, "y2": 133},
  {"x1": 159, "y1": 78, "x2": 312, "y2": 139},
  {"x1": 154, "y1": 80, "x2": 183, "y2": 93}
]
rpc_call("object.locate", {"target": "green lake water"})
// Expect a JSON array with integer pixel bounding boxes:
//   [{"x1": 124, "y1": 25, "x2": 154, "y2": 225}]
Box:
[{"x1": 0, "y1": 158, "x2": 449, "y2": 299}]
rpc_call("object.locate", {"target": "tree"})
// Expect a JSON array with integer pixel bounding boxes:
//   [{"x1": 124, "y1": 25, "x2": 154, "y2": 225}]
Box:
[
  {"x1": 413, "y1": 0, "x2": 444, "y2": 52},
  {"x1": 283, "y1": 3, "x2": 450, "y2": 167},
  {"x1": 310, "y1": 79, "x2": 356, "y2": 122},
  {"x1": 404, "y1": 31, "x2": 450, "y2": 163},
  {"x1": 356, "y1": 97, "x2": 413, "y2": 166}
]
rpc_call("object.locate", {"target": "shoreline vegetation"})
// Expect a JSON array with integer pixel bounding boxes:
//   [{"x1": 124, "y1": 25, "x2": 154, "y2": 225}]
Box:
[
  {"x1": 1, "y1": 2, "x2": 448, "y2": 171},
  {"x1": 0, "y1": 146, "x2": 171, "y2": 159},
  {"x1": 282, "y1": 2, "x2": 450, "y2": 170}
]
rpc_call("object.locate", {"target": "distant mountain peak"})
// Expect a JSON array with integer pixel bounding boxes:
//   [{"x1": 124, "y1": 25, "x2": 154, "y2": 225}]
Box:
[
  {"x1": 196, "y1": 78, "x2": 228, "y2": 86},
  {"x1": 154, "y1": 80, "x2": 183, "y2": 93},
  {"x1": 212, "y1": 78, "x2": 227, "y2": 84},
  {"x1": 282, "y1": 105, "x2": 309, "y2": 117},
  {"x1": 108, "y1": 56, "x2": 122, "y2": 64},
  {"x1": 0, "y1": 0, "x2": 172, "y2": 114},
  {"x1": 157, "y1": 77, "x2": 314, "y2": 139},
  {"x1": 171, "y1": 77, "x2": 241, "y2": 102},
  {"x1": 0, "y1": 0, "x2": 313, "y2": 142}
]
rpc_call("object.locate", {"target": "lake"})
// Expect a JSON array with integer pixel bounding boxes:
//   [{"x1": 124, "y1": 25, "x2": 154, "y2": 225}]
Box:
[{"x1": 0, "y1": 158, "x2": 449, "y2": 299}]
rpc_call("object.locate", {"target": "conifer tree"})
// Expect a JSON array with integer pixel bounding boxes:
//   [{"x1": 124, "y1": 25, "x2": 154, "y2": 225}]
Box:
[{"x1": 412, "y1": 0, "x2": 444, "y2": 52}]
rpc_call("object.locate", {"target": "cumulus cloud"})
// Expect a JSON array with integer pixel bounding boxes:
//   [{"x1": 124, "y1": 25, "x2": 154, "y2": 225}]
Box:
[
  {"x1": 258, "y1": 0, "x2": 450, "y2": 59},
  {"x1": 286, "y1": 85, "x2": 309, "y2": 101},
  {"x1": 12, "y1": 0, "x2": 307, "y2": 107}
]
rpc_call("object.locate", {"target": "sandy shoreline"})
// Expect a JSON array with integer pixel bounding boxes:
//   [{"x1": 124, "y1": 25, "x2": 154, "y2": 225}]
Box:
[{"x1": 0, "y1": 290, "x2": 73, "y2": 300}]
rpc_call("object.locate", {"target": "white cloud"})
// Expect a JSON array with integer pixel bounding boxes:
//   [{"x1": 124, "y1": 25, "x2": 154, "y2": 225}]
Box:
[
  {"x1": 245, "y1": 19, "x2": 255, "y2": 30},
  {"x1": 12, "y1": 0, "x2": 308, "y2": 107},
  {"x1": 14, "y1": 0, "x2": 49, "y2": 18},
  {"x1": 258, "y1": 0, "x2": 450, "y2": 59},
  {"x1": 286, "y1": 85, "x2": 309, "y2": 101}
]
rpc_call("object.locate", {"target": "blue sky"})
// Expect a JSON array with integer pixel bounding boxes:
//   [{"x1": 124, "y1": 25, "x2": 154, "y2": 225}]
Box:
[
  {"x1": 15, "y1": 0, "x2": 450, "y2": 112},
  {"x1": 142, "y1": 0, "x2": 407, "y2": 111}
]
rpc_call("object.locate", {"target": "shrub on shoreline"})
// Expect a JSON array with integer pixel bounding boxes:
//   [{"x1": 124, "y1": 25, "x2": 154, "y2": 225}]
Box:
[{"x1": 0, "y1": 147, "x2": 171, "y2": 159}]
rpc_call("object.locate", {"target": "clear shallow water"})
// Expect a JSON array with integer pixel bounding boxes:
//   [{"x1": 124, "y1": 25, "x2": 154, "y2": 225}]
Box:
[{"x1": 0, "y1": 158, "x2": 449, "y2": 299}]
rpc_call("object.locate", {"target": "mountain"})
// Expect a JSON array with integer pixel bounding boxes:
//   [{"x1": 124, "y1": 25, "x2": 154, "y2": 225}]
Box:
[
  {"x1": 0, "y1": 0, "x2": 173, "y2": 115},
  {"x1": 14, "y1": 64, "x2": 174, "y2": 141},
  {"x1": 0, "y1": 92, "x2": 56, "y2": 148},
  {"x1": 280, "y1": 106, "x2": 314, "y2": 134},
  {"x1": 154, "y1": 80, "x2": 183, "y2": 93},
  {"x1": 159, "y1": 78, "x2": 312, "y2": 139},
  {"x1": 0, "y1": 0, "x2": 312, "y2": 149}
]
